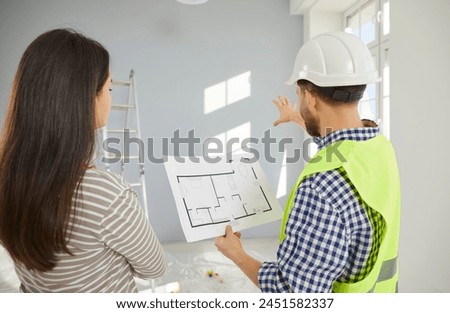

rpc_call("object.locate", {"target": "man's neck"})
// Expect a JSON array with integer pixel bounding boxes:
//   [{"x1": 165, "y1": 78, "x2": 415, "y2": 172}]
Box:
[{"x1": 319, "y1": 106, "x2": 363, "y2": 137}]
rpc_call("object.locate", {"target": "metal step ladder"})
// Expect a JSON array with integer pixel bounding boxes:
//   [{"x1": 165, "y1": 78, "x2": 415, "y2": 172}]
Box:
[{"x1": 101, "y1": 69, "x2": 149, "y2": 219}]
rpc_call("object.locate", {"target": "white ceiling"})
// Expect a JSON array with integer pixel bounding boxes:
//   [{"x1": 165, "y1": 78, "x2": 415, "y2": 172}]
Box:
[{"x1": 291, "y1": 0, "x2": 358, "y2": 14}]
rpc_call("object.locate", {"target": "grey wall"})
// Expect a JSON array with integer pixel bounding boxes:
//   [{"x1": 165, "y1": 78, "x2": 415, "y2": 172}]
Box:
[
  {"x1": 0, "y1": 0, "x2": 304, "y2": 242},
  {"x1": 391, "y1": 0, "x2": 450, "y2": 292}
]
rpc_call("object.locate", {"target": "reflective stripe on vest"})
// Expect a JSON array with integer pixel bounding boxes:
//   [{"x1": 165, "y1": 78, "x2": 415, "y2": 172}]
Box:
[
  {"x1": 367, "y1": 257, "x2": 398, "y2": 292},
  {"x1": 280, "y1": 135, "x2": 401, "y2": 293}
]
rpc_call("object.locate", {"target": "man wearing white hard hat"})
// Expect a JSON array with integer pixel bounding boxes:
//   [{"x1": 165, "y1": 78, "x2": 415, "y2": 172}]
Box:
[{"x1": 216, "y1": 31, "x2": 401, "y2": 293}]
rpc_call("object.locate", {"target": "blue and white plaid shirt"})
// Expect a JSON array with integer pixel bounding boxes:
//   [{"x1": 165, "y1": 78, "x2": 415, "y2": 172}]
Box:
[{"x1": 258, "y1": 125, "x2": 385, "y2": 292}]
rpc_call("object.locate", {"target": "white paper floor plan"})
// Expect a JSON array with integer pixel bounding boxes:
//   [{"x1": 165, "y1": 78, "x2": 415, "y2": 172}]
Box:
[
  {"x1": 178, "y1": 165, "x2": 272, "y2": 227},
  {"x1": 164, "y1": 156, "x2": 282, "y2": 242}
]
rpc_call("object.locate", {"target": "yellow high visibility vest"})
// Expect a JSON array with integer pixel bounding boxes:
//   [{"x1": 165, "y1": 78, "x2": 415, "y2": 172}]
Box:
[{"x1": 279, "y1": 135, "x2": 401, "y2": 292}]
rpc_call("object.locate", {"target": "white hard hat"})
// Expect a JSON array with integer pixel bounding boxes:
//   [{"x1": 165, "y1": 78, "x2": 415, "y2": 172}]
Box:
[{"x1": 285, "y1": 31, "x2": 380, "y2": 86}]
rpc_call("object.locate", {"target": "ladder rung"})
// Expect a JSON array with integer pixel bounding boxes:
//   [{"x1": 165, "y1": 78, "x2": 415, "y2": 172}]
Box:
[
  {"x1": 112, "y1": 80, "x2": 132, "y2": 86},
  {"x1": 111, "y1": 104, "x2": 135, "y2": 109},
  {"x1": 107, "y1": 129, "x2": 137, "y2": 133}
]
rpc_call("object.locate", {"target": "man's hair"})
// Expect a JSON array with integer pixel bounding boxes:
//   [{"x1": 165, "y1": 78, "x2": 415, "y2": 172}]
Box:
[{"x1": 297, "y1": 79, "x2": 366, "y2": 106}]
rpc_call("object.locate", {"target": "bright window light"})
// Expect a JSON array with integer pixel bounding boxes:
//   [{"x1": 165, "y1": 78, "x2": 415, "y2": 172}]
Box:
[
  {"x1": 308, "y1": 142, "x2": 318, "y2": 160},
  {"x1": 359, "y1": 100, "x2": 376, "y2": 120},
  {"x1": 382, "y1": 97, "x2": 390, "y2": 139},
  {"x1": 345, "y1": 0, "x2": 390, "y2": 138},
  {"x1": 383, "y1": 1, "x2": 390, "y2": 35},
  {"x1": 383, "y1": 52, "x2": 390, "y2": 96},
  {"x1": 346, "y1": 13, "x2": 360, "y2": 38},
  {"x1": 276, "y1": 151, "x2": 287, "y2": 198},
  {"x1": 382, "y1": 48, "x2": 390, "y2": 139},
  {"x1": 360, "y1": 0, "x2": 376, "y2": 44}
]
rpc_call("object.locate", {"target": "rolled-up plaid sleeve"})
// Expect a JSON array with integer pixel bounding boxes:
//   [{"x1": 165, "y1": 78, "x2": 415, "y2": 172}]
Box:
[{"x1": 258, "y1": 184, "x2": 349, "y2": 293}]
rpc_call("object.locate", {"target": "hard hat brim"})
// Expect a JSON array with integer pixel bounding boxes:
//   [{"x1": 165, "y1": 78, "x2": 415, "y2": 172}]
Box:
[{"x1": 284, "y1": 72, "x2": 381, "y2": 87}]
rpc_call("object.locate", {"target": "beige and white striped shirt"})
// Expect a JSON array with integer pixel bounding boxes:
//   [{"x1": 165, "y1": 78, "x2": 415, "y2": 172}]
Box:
[{"x1": 14, "y1": 169, "x2": 166, "y2": 292}]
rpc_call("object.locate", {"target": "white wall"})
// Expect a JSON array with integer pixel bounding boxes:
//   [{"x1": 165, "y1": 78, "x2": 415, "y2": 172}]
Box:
[
  {"x1": 303, "y1": 9, "x2": 341, "y2": 40},
  {"x1": 391, "y1": 0, "x2": 450, "y2": 292},
  {"x1": 0, "y1": 0, "x2": 304, "y2": 242}
]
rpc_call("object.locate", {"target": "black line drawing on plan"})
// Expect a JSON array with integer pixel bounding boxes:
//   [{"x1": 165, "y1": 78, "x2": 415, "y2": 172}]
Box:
[{"x1": 177, "y1": 166, "x2": 273, "y2": 228}]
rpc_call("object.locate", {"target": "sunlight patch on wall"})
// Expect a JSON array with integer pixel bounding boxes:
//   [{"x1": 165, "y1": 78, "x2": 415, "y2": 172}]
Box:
[
  {"x1": 204, "y1": 81, "x2": 226, "y2": 115},
  {"x1": 211, "y1": 121, "x2": 251, "y2": 158},
  {"x1": 204, "y1": 71, "x2": 251, "y2": 115},
  {"x1": 227, "y1": 71, "x2": 251, "y2": 105}
]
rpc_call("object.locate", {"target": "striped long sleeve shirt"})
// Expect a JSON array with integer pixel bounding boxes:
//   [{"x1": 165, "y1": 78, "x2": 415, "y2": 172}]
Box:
[{"x1": 15, "y1": 169, "x2": 166, "y2": 292}]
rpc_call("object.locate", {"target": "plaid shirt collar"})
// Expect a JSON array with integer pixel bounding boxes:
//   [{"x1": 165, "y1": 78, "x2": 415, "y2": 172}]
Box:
[{"x1": 313, "y1": 125, "x2": 380, "y2": 151}]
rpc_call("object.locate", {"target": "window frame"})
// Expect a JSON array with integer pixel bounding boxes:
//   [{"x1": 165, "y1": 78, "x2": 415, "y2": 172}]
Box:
[{"x1": 343, "y1": 0, "x2": 391, "y2": 138}]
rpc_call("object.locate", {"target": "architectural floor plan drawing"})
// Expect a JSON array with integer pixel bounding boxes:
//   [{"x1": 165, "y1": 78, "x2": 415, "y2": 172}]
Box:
[{"x1": 164, "y1": 156, "x2": 282, "y2": 242}]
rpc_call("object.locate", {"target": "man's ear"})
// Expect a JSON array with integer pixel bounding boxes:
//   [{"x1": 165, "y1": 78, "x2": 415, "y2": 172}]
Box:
[{"x1": 305, "y1": 89, "x2": 319, "y2": 113}]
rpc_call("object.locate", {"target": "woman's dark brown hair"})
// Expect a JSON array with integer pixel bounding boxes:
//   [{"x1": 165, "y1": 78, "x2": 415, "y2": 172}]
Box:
[{"x1": 0, "y1": 29, "x2": 109, "y2": 271}]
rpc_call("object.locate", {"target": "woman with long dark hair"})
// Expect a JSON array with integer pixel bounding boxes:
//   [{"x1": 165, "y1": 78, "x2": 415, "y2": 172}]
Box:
[{"x1": 0, "y1": 29, "x2": 166, "y2": 292}]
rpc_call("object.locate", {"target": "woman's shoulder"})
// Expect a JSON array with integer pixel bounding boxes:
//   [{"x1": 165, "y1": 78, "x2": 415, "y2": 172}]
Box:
[{"x1": 81, "y1": 168, "x2": 131, "y2": 196}]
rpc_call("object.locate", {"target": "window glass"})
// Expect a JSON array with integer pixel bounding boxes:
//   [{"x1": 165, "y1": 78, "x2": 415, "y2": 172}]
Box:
[
  {"x1": 365, "y1": 82, "x2": 376, "y2": 100},
  {"x1": 383, "y1": 0, "x2": 390, "y2": 36},
  {"x1": 346, "y1": 12, "x2": 360, "y2": 38},
  {"x1": 345, "y1": 0, "x2": 389, "y2": 137},
  {"x1": 359, "y1": 100, "x2": 376, "y2": 121},
  {"x1": 383, "y1": 48, "x2": 390, "y2": 96},
  {"x1": 360, "y1": 0, "x2": 377, "y2": 44},
  {"x1": 359, "y1": 84, "x2": 377, "y2": 120}
]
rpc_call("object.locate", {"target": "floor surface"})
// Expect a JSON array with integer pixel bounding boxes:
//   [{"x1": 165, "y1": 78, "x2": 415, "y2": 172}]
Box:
[{"x1": 0, "y1": 237, "x2": 278, "y2": 293}]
